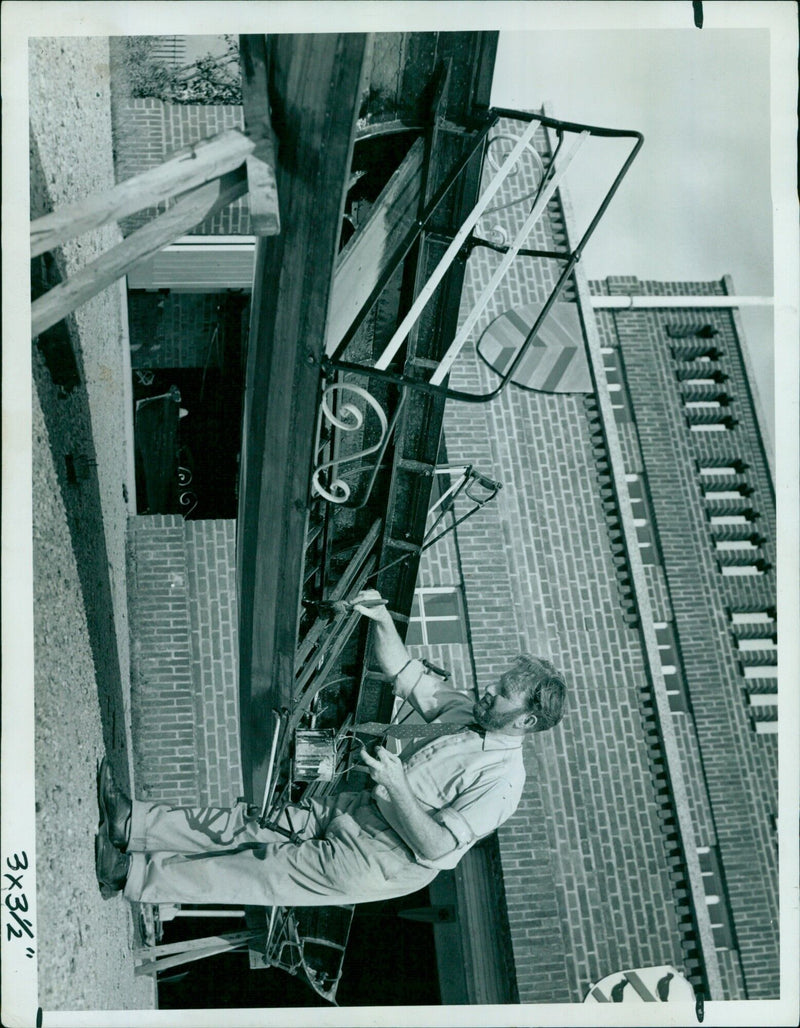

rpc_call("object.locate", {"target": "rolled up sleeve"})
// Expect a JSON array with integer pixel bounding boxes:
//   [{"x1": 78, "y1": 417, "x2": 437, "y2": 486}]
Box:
[
  {"x1": 393, "y1": 660, "x2": 473, "y2": 723},
  {"x1": 414, "y1": 777, "x2": 521, "y2": 871}
]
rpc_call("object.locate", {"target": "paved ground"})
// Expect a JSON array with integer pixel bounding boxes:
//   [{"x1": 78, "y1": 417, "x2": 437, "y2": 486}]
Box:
[{"x1": 29, "y1": 36, "x2": 156, "y2": 1013}]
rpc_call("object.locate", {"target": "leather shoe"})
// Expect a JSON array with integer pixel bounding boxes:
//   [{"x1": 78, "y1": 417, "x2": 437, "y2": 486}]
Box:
[
  {"x1": 96, "y1": 757, "x2": 132, "y2": 850},
  {"x1": 95, "y1": 822, "x2": 130, "y2": 899}
]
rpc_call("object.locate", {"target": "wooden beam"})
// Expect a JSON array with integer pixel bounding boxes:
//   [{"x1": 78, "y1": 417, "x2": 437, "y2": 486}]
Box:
[
  {"x1": 134, "y1": 930, "x2": 265, "y2": 977},
  {"x1": 31, "y1": 168, "x2": 247, "y2": 339},
  {"x1": 239, "y1": 34, "x2": 281, "y2": 236},
  {"x1": 326, "y1": 136, "x2": 425, "y2": 356},
  {"x1": 237, "y1": 33, "x2": 368, "y2": 804},
  {"x1": 30, "y1": 129, "x2": 255, "y2": 258}
]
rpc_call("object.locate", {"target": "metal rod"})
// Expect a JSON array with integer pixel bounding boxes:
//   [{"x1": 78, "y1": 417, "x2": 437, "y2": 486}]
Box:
[
  {"x1": 324, "y1": 110, "x2": 643, "y2": 404},
  {"x1": 339, "y1": 391, "x2": 408, "y2": 510},
  {"x1": 591, "y1": 295, "x2": 774, "y2": 309},
  {"x1": 258, "y1": 709, "x2": 284, "y2": 824},
  {"x1": 469, "y1": 237, "x2": 571, "y2": 261},
  {"x1": 374, "y1": 116, "x2": 541, "y2": 371},
  {"x1": 429, "y1": 131, "x2": 588, "y2": 385}
]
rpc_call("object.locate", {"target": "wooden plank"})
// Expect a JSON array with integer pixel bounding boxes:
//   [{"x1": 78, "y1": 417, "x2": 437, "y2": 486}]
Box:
[
  {"x1": 31, "y1": 168, "x2": 247, "y2": 339},
  {"x1": 30, "y1": 129, "x2": 254, "y2": 258},
  {"x1": 237, "y1": 33, "x2": 367, "y2": 804},
  {"x1": 135, "y1": 394, "x2": 180, "y2": 513},
  {"x1": 326, "y1": 136, "x2": 425, "y2": 355},
  {"x1": 134, "y1": 929, "x2": 263, "y2": 960},
  {"x1": 134, "y1": 934, "x2": 262, "y2": 977},
  {"x1": 239, "y1": 35, "x2": 281, "y2": 236}
]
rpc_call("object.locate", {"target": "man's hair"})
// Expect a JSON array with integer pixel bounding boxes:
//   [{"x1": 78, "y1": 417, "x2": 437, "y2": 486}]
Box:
[{"x1": 502, "y1": 654, "x2": 566, "y2": 733}]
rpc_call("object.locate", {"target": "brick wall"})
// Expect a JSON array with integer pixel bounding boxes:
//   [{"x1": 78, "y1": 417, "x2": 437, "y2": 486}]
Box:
[
  {"x1": 112, "y1": 97, "x2": 251, "y2": 236},
  {"x1": 594, "y1": 277, "x2": 779, "y2": 997},
  {"x1": 411, "y1": 118, "x2": 691, "y2": 1002},
  {"x1": 127, "y1": 515, "x2": 242, "y2": 806},
  {"x1": 128, "y1": 291, "x2": 229, "y2": 370}
]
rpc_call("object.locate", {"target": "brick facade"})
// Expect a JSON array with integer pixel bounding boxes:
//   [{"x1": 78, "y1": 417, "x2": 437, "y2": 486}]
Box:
[
  {"x1": 592, "y1": 276, "x2": 778, "y2": 997},
  {"x1": 111, "y1": 97, "x2": 251, "y2": 236},
  {"x1": 127, "y1": 516, "x2": 242, "y2": 806},
  {"x1": 411, "y1": 117, "x2": 777, "y2": 1000},
  {"x1": 128, "y1": 290, "x2": 232, "y2": 370}
]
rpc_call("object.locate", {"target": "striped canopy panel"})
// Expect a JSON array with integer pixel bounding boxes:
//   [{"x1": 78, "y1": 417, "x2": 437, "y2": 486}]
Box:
[{"x1": 477, "y1": 301, "x2": 592, "y2": 393}]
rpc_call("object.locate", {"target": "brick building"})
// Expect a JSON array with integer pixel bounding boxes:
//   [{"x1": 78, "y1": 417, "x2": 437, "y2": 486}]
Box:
[
  {"x1": 118, "y1": 72, "x2": 777, "y2": 1003},
  {"x1": 404, "y1": 119, "x2": 778, "y2": 1002}
]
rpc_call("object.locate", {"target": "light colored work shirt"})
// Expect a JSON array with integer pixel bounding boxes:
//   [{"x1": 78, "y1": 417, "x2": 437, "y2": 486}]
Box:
[{"x1": 372, "y1": 659, "x2": 526, "y2": 871}]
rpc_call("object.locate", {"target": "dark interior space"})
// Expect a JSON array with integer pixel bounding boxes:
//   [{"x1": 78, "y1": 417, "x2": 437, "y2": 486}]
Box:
[
  {"x1": 157, "y1": 886, "x2": 440, "y2": 1009},
  {"x1": 132, "y1": 296, "x2": 247, "y2": 519}
]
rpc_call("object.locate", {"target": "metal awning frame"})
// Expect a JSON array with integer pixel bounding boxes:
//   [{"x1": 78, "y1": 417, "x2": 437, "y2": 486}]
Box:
[{"x1": 323, "y1": 107, "x2": 644, "y2": 404}]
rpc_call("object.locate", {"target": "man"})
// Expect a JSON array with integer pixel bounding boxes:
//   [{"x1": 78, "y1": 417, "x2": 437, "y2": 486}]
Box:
[{"x1": 96, "y1": 589, "x2": 566, "y2": 907}]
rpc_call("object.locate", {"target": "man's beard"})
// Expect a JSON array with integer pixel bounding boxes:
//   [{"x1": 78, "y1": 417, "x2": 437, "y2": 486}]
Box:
[{"x1": 472, "y1": 700, "x2": 521, "y2": 732}]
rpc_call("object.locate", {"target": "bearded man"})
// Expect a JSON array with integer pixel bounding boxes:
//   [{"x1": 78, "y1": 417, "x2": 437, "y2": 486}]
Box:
[{"x1": 95, "y1": 589, "x2": 566, "y2": 908}]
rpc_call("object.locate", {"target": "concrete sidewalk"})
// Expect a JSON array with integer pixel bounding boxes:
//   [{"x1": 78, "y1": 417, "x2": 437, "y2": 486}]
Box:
[{"x1": 29, "y1": 36, "x2": 155, "y2": 1014}]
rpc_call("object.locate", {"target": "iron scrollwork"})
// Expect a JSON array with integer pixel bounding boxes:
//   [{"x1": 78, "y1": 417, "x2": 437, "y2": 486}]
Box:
[{"x1": 311, "y1": 383, "x2": 389, "y2": 504}]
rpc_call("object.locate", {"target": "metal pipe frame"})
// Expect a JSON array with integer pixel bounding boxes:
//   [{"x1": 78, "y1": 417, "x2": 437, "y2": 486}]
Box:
[{"x1": 323, "y1": 107, "x2": 644, "y2": 404}]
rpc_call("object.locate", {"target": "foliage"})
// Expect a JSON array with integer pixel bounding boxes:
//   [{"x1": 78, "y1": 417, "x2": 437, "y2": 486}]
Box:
[{"x1": 117, "y1": 35, "x2": 242, "y2": 106}]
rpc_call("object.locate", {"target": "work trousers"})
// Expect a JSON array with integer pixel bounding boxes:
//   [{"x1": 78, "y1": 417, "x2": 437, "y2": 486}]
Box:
[{"x1": 123, "y1": 790, "x2": 438, "y2": 907}]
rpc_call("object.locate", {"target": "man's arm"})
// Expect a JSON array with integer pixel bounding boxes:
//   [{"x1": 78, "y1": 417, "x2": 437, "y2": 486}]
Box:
[
  {"x1": 351, "y1": 589, "x2": 410, "y2": 678},
  {"x1": 352, "y1": 589, "x2": 470, "y2": 722},
  {"x1": 360, "y1": 746, "x2": 456, "y2": 861}
]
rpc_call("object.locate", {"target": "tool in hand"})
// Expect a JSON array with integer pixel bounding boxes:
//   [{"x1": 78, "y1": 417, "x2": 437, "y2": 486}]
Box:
[{"x1": 302, "y1": 596, "x2": 388, "y2": 619}]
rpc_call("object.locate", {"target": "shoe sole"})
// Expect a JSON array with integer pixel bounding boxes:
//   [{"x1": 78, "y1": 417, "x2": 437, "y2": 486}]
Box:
[
  {"x1": 96, "y1": 757, "x2": 128, "y2": 849},
  {"x1": 94, "y1": 829, "x2": 124, "y2": 900}
]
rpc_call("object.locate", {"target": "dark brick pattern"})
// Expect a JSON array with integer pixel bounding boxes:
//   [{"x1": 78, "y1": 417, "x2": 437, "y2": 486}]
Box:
[
  {"x1": 112, "y1": 97, "x2": 251, "y2": 236},
  {"x1": 128, "y1": 291, "x2": 228, "y2": 370},
  {"x1": 595, "y1": 276, "x2": 778, "y2": 997},
  {"x1": 412, "y1": 120, "x2": 691, "y2": 1002},
  {"x1": 127, "y1": 516, "x2": 241, "y2": 807}
]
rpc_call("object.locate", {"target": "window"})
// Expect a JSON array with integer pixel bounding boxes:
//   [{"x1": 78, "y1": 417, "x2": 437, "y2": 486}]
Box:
[
  {"x1": 704, "y1": 490, "x2": 749, "y2": 501},
  {"x1": 720, "y1": 563, "x2": 771, "y2": 577},
  {"x1": 730, "y1": 609, "x2": 776, "y2": 626},
  {"x1": 698, "y1": 458, "x2": 747, "y2": 476},
  {"x1": 743, "y1": 664, "x2": 778, "y2": 679},
  {"x1": 748, "y1": 693, "x2": 779, "y2": 708},
  {"x1": 689, "y1": 422, "x2": 736, "y2": 432},
  {"x1": 406, "y1": 587, "x2": 467, "y2": 646}
]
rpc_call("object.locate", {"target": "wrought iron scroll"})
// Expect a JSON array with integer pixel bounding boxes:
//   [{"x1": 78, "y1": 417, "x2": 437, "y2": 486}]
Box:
[{"x1": 311, "y1": 383, "x2": 389, "y2": 504}]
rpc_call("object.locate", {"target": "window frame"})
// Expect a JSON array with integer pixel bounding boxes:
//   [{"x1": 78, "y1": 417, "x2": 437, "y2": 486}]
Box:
[{"x1": 406, "y1": 585, "x2": 468, "y2": 647}]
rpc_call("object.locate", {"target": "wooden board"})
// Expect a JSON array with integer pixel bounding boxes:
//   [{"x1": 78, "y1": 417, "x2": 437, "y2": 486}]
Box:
[
  {"x1": 237, "y1": 33, "x2": 368, "y2": 804},
  {"x1": 326, "y1": 136, "x2": 425, "y2": 356},
  {"x1": 239, "y1": 35, "x2": 281, "y2": 236}
]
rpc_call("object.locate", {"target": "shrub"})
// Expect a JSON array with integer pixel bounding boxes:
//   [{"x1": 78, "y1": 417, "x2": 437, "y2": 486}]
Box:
[{"x1": 116, "y1": 35, "x2": 242, "y2": 106}]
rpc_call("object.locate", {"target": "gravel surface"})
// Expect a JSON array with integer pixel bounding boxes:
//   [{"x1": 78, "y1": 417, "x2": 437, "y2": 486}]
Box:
[{"x1": 29, "y1": 36, "x2": 155, "y2": 1014}]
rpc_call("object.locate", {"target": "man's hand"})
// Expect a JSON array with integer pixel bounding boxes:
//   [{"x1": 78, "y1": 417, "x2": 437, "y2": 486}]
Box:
[
  {"x1": 359, "y1": 746, "x2": 457, "y2": 862},
  {"x1": 351, "y1": 589, "x2": 393, "y2": 625},
  {"x1": 359, "y1": 746, "x2": 409, "y2": 795}
]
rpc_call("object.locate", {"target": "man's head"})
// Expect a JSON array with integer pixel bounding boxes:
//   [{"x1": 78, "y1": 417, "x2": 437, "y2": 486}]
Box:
[{"x1": 473, "y1": 654, "x2": 566, "y2": 735}]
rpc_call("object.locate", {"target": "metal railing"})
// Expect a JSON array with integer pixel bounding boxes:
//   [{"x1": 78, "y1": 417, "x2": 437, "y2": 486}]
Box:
[{"x1": 323, "y1": 107, "x2": 644, "y2": 404}]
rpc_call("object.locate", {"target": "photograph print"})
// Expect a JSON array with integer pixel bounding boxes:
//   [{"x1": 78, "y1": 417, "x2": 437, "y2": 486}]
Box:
[{"x1": 3, "y1": 2, "x2": 798, "y2": 1026}]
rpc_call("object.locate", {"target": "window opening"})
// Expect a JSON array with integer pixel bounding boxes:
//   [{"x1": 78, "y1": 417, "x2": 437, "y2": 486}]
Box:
[{"x1": 406, "y1": 587, "x2": 467, "y2": 647}]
